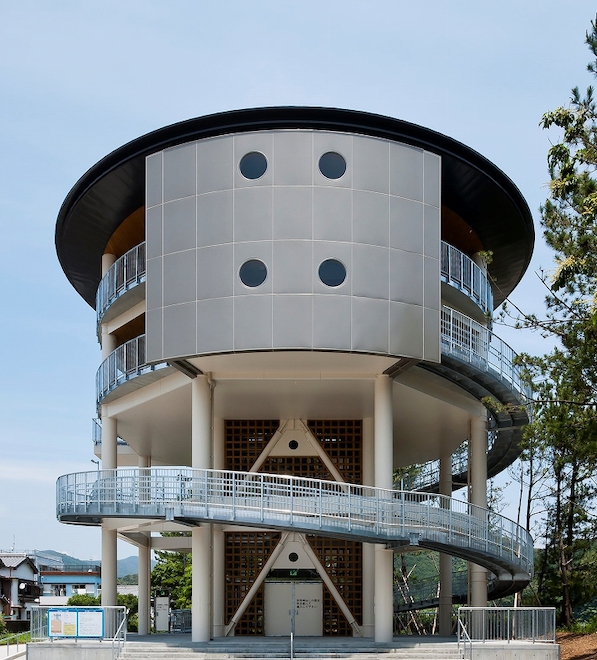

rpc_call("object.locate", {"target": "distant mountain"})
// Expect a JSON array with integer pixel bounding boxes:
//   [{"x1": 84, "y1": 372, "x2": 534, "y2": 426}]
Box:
[
  {"x1": 116, "y1": 556, "x2": 139, "y2": 577},
  {"x1": 38, "y1": 551, "x2": 154, "y2": 578},
  {"x1": 38, "y1": 550, "x2": 92, "y2": 566}
]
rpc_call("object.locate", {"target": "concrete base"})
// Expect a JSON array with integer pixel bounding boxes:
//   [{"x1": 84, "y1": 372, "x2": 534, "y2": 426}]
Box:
[
  {"x1": 469, "y1": 641, "x2": 560, "y2": 660},
  {"x1": 26, "y1": 641, "x2": 116, "y2": 660}
]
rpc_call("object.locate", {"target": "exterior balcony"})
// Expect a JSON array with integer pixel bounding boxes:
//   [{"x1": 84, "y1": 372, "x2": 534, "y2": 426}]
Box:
[
  {"x1": 441, "y1": 242, "x2": 493, "y2": 322},
  {"x1": 96, "y1": 242, "x2": 146, "y2": 330}
]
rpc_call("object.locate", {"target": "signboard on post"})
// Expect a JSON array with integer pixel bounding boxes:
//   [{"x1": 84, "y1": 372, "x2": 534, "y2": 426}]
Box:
[{"x1": 48, "y1": 608, "x2": 105, "y2": 639}]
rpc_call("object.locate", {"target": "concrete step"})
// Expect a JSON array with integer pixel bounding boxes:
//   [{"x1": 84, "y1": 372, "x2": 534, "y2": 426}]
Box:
[{"x1": 119, "y1": 643, "x2": 464, "y2": 660}]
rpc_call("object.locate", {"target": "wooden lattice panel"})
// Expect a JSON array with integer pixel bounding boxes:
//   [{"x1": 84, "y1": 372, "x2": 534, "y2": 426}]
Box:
[
  {"x1": 261, "y1": 455, "x2": 334, "y2": 480},
  {"x1": 224, "y1": 419, "x2": 363, "y2": 636},
  {"x1": 307, "y1": 536, "x2": 362, "y2": 635},
  {"x1": 225, "y1": 420, "x2": 279, "y2": 471},
  {"x1": 308, "y1": 420, "x2": 362, "y2": 484},
  {"x1": 225, "y1": 531, "x2": 281, "y2": 635}
]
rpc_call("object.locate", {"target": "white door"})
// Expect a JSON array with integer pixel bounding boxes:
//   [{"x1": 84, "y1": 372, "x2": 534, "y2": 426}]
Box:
[{"x1": 264, "y1": 582, "x2": 323, "y2": 636}]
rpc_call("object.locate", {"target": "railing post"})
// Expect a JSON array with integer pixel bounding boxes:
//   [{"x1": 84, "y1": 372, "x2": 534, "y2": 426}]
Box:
[
  {"x1": 232, "y1": 473, "x2": 236, "y2": 519},
  {"x1": 348, "y1": 485, "x2": 352, "y2": 531},
  {"x1": 289, "y1": 476, "x2": 294, "y2": 525},
  {"x1": 260, "y1": 473, "x2": 264, "y2": 522},
  {"x1": 319, "y1": 480, "x2": 322, "y2": 528}
]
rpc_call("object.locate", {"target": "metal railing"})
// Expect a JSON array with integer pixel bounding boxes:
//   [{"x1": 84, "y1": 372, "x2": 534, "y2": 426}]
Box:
[
  {"x1": 92, "y1": 419, "x2": 128, "y2": 447},
  {"x1": 56, "y1": 468, "x2": 534, "y2": 580},
  {"x1": 441, "y1": 306, "x2": 532, "y2": 404},
  {"x1": 441, "y1": 242, "x2": 493, "y2": 315},
  {"x1": 458, "y1": 607, "x2": 556, "y2": 644},
  {"x1": 96, "y1": 335, "x2": 169, "y2": 405},
  {"x1": 30, "y1": 606, "x2": 126, "y2": 642},
  {"x1": 96, "y1": 242, "x2": 146, "y2": 326},
  {"x1": 111, "y1": 611, "x2": 127, "y2": 660},
  {"x1": 39, "y1": 563, "x2": 100, "y2": 573},
  {"x1": 395, "y1": 431, "x2": 497, "y2": 493},
  {"x1": 0, "y1": 631, "x2": 30, "y2": 658},
  {"x1": 170, "y1": 609, "x2": 192, "y2": 633}
]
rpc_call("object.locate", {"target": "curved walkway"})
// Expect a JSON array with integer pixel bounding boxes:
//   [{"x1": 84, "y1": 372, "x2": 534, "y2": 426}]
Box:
[{"x1": 57, "y1": 468, "x2": 533, "y2": 595}]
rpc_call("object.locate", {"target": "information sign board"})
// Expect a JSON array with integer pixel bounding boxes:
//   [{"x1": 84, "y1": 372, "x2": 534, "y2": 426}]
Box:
[{"x1": 48, "y1": 608, "x2": 105, "y2": 639}]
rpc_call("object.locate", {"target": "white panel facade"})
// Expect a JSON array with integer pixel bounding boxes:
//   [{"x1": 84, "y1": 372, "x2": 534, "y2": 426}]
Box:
[{"x1": 145, "y1": 129, "x2": 441, "y2": 363}]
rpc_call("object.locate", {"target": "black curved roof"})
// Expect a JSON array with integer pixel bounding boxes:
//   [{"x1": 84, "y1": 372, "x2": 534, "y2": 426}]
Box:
[{"x1": 56, "y1": 107, "x2": 534, "y2": 308}]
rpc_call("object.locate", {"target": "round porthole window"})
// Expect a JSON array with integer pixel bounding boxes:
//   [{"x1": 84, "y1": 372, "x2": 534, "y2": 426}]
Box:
[
  {"x1": 288, "y1": 440, "x2": 299, "y2": 450},
  {"x1": 318, "y1": 259, "x2": 346, "y2": 287},
  {"x1": 239, "y1": 152, "x2": 268, "y2": 179},
  {"x1": 319, "y1": 152, "x2": 346, "y2": 179},
  {"x1": 288, "y1": 552, "x2": 299, "y2": 563},
  {"x1": 239, "y1": 259, "x2": 267, "y2": 287}
]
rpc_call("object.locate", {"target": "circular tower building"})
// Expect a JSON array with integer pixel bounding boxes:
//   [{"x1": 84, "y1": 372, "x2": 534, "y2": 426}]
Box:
[{"x1": 55, "y1": 107, "x2": 534, "y2": 641}]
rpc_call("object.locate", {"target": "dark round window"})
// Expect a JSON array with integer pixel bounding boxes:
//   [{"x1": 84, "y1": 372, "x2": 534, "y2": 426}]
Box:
[
  {"x1": 239, "y1": 152, "x2": 267, "y2": 179},
  {"x1": 318, "y1": 259, "x2": 346, "y2": 287},
  {"x1": 288, "y1": 440, "x2": 299, "y2": 451},
  {"x1": 288, "y1": 552, "x2": 299, "y2": 563},
  {"x1": 239, "y1": 259, "x2": 267, "y2": 287},
  {"x1": 319, "y1": 152, "x2": 346, "y2": 179}
]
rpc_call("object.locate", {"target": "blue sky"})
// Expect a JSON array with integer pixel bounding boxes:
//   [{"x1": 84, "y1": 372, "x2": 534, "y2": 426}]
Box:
[{"x1": 1, "y1": 1, "x2": 595, "y2": 560}]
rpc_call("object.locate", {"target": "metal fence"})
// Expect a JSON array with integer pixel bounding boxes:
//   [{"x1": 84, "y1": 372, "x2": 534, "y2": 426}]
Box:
[
  {"x1": 458, "y1": 607, "x2": 556, "y2": 644},
  {"x1": 92, "y1": 418, "x2": 128, "y2": 447},
  {"x1": 441, "y1": 306, "x2": 532, "y2": 405},
  {"x1": 170, "y1": 609, "x2": 192, "y2": 633},
  {"x1": 441, "y1": 242, "x2": 493, "y2": 316},
  {"x1": 56, "y1": 468, "x2": 534, "y2": 580},
  {"x1": 0, "y1": 632, "x2": 30, "y2": 657},
  {"x1": 96, "y1": 242, "x2": 146, "y2": 326},
  {"x1": 30, "y1": 606, "x2": 126, "y2": 642},
  {"x1": 395, "y1": 431, "x2": 498, "y2": 493},
  {"x1": 96, "y1": 335, "x2": 169, "y2": 405}
]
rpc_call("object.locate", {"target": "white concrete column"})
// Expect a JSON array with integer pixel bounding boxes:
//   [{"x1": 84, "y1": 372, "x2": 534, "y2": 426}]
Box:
[
  {"x1": 192, "y1": 376, "x2": 211, "y2": 469},
  {"x1": 212, "y1": 526, "x2": 225, "y2": 638},
  {"x1": 192, "y1": 527, "x2": 211, "y2": 641},
  {"x1": 374, "y1": 547, "x2": 394, "y2": 642},
  {"x1": 136, "y1": 454, "x2": 151, "y2": 635},
  {"x1": 101, "y1": 525, "x2": 117, "y2": 606},
  {"x1": 102, "y1": 253, "x2": 117, "y2": 276},
  {"x1": 469, "y1": 414, "x2": 488, "y2": 607},
  {"x1": 191, "y1": 375, "x2": 212, "y2": 641},
  {"x1": 362, "y1": 417, "x2": 375, "y2": 638},
  {"x1": 374, "y1": 376, "x2": 394, "y2": 642},
  {"x1": 374, "y1": 376, "x2": 393, "y2": 490},
  {"x1": 213, "y1": 416, "x2": 225, "y2": 471},
  {"x1": 439, "y1": 449, "x2": 453, "y2": 637},
  {"x1": 101, "y1": 326, "x2": 117, "y2": 360},
  {"x1": 137, "y1": 536, "x2": 151, "y2": 635},
  {"x1": 101, "y1": 414, "x2": 117, "y2": 470}
]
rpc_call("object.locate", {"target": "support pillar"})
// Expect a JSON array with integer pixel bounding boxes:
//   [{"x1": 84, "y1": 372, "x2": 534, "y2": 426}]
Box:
[
  {"x1": 362, "y1": 417, "x2": 375, "y2": 638},
  {"x1": 137, "y1": 535, "x2": 151, "y2": 635},
  {"x1": 374, "y1": 375, "x2": 394, "y2": 643},
  {"x1": 101, "y1": 526, "x2": 117, "y2": 606},
  {"x1": 101, "y1": 414, "x2": 117, "y2": 471},
  {"x1": 439, "y1": 449, "x2": 453, "y2": 636},
  {"x1": 137, "y1": 455, "x2": 151, "y2": 635},
  {"x1": 469, "y1": 414, "x2": 488, "y2": 608},
  {"x1": 191, "y1": 375, "x2": 212, "y2": 642}
]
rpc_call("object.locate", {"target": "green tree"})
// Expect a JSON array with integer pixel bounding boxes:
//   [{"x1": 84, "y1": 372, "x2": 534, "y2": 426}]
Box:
[
  {"x1": 66, "y1": 594, "x2": 101, "y2": 606},
  {"x1": 506, "y1": 15, "x2": 597, "y2": 628},
  {"x1": 151, "y1": 533, "x2": 192, "y2": 609}
]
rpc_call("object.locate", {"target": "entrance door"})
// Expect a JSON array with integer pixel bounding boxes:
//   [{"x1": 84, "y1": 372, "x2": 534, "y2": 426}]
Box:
[{"x1": 264, "y1": 582, "x2": 323, "y2": 636}]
